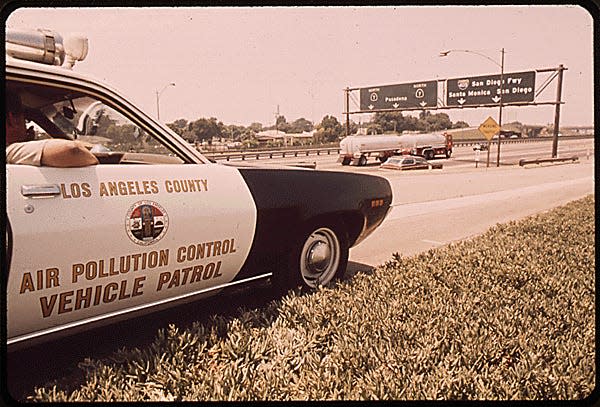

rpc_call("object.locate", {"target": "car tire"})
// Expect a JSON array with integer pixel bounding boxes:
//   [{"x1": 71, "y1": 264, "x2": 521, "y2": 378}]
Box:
[{"x1": 275, "y1": 222, "x2": 349, "y2": 292}]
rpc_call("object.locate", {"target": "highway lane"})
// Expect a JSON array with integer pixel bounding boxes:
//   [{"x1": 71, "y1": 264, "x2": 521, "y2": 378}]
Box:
[{"x1": 348, "y1": 156, "x2": 594, "y2": 270}]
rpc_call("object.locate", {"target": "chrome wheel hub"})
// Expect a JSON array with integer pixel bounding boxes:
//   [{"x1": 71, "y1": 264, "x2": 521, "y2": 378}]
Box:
[
  {"x1": 300, "y1": 227, "x2": 340, "y2": 287},
  {"x1": 307, "y1": 240, "x2": 331, "y2": 273}
]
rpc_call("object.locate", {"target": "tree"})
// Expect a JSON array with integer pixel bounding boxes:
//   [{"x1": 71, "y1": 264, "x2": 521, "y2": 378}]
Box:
[
  {"x1": 223, "y1": 124, "x2": 247, "y2": 141},
  {"x1": 289, "y1": 117, "x2": 314, "y2": 133},
  {"x1": 166, "y1": 118, "x2": 189, "y2": 139},
  {"x1": 187, "y1": 117, "x2": 223, "y2": 143},
  {"x1": 370, "y1": 111, "x2": 469, "y2": 133},
  {"x1": 365, "y1": 122, "x2": 383, "y2": 135},
  {"x1": 418, "y1": 111, "x2": 452, "y2": 131},
  {"x1": 273, "y1": 115, "x2": 290, "y2": 133},
  {"x1": 452, "y1": 121, "x2": 470, "y2": 129},
  {"x1": 248, "y1": 122, "x2": 263, "y2": 133},
  {"x1": 240, "y1": 129, "x2": 259, "y2": 149},
  {"x1": 315, "y1": 115, "x2": 343, "y2": 143},
  {"x1": 168, "y1": 118, "x2": 188, "y2": 131},
  {"x1": 332, "y1": 119, "x2": 358, "y2": 135},
  {"x1": 104, "y1": 123, "x2": 132, "y2": 148},
  {"x1": 372, "y1": 112, "x2": 419, "y2": 133},
  {"x1": 348, "y1": 120, "x2": 359, "y2": 135}
]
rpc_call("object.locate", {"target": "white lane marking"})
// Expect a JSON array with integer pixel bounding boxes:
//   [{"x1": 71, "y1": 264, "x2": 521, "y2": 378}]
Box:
[{"x1": 388, "y1": 176, "x2": 593, "y2": 220}]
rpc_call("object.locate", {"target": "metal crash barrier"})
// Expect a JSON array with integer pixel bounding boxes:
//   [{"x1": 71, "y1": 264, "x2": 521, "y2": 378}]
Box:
[{"x1": 519, "y1": 156, "x2": 579, "y2": 166}]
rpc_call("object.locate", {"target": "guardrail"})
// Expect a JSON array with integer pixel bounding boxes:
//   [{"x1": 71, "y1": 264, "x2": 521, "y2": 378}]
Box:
[
  {"x1": 519, "y1": 156, "x2": 579, "y2": 166},
  {"x1": 207, "y1": 147, "x2": 340, "y2": 161},
  {"x1": 204, "y1": 135, "x2": 593, "y2": 162}
]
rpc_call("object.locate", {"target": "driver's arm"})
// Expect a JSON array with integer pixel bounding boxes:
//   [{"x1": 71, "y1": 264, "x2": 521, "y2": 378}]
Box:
[{"x1": 41, "y1": 139, "x2": 99, "y2": 167}]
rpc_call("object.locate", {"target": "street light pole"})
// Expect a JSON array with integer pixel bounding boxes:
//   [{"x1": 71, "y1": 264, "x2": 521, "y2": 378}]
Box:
[
  {"x1": 155, "y1": 82, "x2": 175, "y2": 121},
  {"x1": 439, "y1": 48, "x2": 505, "y2": 167}
]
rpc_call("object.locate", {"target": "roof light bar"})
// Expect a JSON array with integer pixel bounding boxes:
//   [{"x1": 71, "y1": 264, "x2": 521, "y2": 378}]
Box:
[{"x1": 6, "y1": 28, "x2": 88, "y2": 68}]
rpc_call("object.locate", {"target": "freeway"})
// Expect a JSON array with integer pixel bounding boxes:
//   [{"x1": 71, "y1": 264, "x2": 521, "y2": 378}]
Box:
[
  {"x1": 237, "y1": 137, "x2": 594, "y2": 171},
  {"x1": 227, "y1": 137, "x2": 595, "y2": 270},
  {"x1": 229, "y1": 137, "x2": 595, "y2": 268}
]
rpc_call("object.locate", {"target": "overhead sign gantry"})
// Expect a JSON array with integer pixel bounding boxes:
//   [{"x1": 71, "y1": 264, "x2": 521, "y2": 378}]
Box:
[{"x1": 344, "y1": 65, "x2": 566, "y2": 158}]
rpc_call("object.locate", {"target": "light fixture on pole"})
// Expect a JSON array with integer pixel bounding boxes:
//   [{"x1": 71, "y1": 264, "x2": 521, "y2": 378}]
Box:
[
  {"x1": 155, "y1": 82, "x2": 176, "y2": 121},
  {"x1": 439, "y1": 48, "x2": 505, "y2": 167}
]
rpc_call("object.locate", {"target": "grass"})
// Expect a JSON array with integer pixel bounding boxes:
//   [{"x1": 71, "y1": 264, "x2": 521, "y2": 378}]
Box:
[{"x1": 23, "y1": 195, "x2": 596, "y2": 401}]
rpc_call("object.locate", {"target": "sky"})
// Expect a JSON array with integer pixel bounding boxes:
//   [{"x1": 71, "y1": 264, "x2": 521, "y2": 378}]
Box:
[{"x1": 5, "y1": 6, "x2": 595, "y2": 128}]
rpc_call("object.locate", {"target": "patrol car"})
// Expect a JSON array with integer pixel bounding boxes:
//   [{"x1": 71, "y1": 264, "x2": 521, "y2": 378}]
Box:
[{"x1": 5, "y1": 29, "x2": 392, "y2": 348}]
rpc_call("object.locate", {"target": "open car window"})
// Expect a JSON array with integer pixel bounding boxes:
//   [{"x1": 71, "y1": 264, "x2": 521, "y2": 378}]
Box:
[{"x1": 9, "y1": 80, "x2": 184, "y2": 165}]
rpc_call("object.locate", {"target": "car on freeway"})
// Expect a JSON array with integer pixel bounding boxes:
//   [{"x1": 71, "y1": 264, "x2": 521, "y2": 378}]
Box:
[
  {"x1": 380, "y1": 155, "x2": 443, "y2": 171},
  {"x1": 5, "y1": 29, "x2": 392, "y2": 349}
]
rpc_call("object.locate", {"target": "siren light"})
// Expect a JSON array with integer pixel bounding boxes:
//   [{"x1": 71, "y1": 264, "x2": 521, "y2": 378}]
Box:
[{"x1": 6, "y1": 28, "x2": 88, "y2": 68}]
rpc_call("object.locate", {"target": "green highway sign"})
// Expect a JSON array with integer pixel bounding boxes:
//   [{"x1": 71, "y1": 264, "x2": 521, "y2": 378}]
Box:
[
  {"x1": 446, "y1": 71, "x2": 536, "y2": 106},
  {"x1": 360, "y1": 80, "x2": 438, "y2": 111}
]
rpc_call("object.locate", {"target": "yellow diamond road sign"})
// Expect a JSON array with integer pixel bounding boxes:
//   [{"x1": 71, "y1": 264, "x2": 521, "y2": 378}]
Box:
[{"x1": 478, "y1": 116, "x2": 500, "y2": 141}]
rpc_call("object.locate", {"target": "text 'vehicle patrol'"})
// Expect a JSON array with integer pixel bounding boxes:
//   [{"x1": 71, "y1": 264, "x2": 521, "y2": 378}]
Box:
[{"x1": 19, "y1": 238, "x2": 239, "y2": 319}]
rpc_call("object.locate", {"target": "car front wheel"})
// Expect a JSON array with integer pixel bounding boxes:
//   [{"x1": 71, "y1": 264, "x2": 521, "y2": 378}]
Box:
[{"x1": 277, "y1": 223, "x2": 349, "y2": 291}]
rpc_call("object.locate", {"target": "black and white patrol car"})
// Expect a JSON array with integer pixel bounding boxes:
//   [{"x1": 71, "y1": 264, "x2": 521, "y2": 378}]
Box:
[{"x1": 5, "y1": 29, "x2": 392, "y2": 348}]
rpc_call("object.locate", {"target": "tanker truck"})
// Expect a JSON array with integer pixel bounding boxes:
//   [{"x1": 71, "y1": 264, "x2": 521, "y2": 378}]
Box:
[{"x1": 337, "y1": 132, "x2": 453, "y2": 166}]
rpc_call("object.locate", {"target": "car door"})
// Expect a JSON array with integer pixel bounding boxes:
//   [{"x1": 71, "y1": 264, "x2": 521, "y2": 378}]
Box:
[{"x1": 6, "y1": 77, "x2": 257, "y2": 345}]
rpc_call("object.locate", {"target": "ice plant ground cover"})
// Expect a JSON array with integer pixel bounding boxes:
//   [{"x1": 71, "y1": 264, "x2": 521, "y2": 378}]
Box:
[{"x1": 28, "y1": 195, "x2": 595, "y2": 401}]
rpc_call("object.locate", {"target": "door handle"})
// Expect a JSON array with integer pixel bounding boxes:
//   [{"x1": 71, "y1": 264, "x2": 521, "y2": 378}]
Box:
[{"x1": 21, "y1": 184, "x2": 61, "y2": 197}]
